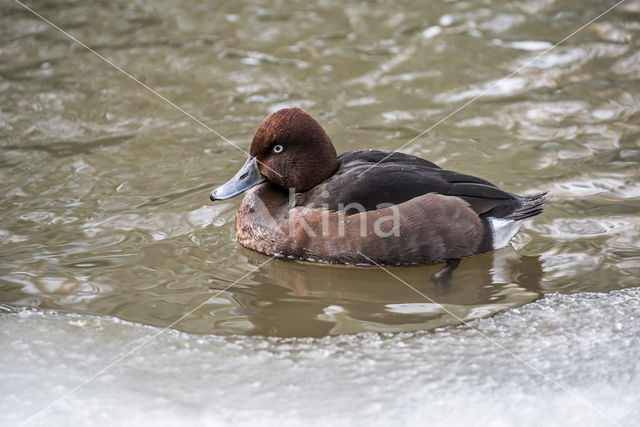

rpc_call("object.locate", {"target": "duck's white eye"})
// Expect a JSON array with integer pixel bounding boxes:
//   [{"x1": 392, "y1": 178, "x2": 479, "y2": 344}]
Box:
[{"x1": 272, "y1": 144, "x2": 283, "y2": 154}]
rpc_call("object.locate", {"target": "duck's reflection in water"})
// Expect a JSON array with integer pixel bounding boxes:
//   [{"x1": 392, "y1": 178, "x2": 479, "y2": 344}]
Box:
[{"x1": 222, "y1": 247, "x2": 543, "y2": 337}]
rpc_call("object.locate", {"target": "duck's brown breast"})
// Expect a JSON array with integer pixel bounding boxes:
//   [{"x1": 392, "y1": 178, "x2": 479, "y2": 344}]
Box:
[{"x1": 235, "y1": 184, "x2": 485, "y2": 265}]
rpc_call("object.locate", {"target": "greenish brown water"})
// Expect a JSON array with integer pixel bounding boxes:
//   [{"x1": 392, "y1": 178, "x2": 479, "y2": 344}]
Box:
[{"x1": 1, "y1": 0, "x2": 639, "y2": 337}]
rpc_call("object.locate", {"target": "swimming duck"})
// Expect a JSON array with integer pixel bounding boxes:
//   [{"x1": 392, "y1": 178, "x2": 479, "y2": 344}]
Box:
[{"x1": 210, "y1": 108, "x2": 546, "y2": 266}]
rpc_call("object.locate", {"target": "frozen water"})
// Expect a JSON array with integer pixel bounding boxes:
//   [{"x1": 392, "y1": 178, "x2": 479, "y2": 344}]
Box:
[{"x1": 2, "y1": 288, "x2": 639, "y2": 427}]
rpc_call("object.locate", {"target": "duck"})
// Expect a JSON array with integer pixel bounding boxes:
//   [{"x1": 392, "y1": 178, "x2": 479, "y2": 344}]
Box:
[{"x1": 210, "y1": 107, "x2": 546, "y2": 266}]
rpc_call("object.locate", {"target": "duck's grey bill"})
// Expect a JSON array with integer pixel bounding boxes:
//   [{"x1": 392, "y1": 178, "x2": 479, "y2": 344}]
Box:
[{"x1": 210, "y1": 156, "x2": 265, "y2": 201}]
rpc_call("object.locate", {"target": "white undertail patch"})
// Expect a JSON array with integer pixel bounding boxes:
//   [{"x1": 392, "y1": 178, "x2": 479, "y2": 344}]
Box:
[{"x1": 489, "y1": 217, "x2": 521, "y2": 249}]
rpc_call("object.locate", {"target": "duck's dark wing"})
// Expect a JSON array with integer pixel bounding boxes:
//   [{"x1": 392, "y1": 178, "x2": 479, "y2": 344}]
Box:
[{"x1": 296, "y1": 150, "x2": 517, "y2": 216}]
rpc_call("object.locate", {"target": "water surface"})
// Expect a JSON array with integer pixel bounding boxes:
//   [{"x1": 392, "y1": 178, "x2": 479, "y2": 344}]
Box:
[{"x1": 1, "y1": 0, "x2": 639, "y2": 338}]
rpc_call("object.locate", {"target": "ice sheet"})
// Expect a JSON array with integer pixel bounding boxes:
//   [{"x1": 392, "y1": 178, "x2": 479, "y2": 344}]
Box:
[{"x1": 2, "y1": 288, "x2": 639, "y2": 427}]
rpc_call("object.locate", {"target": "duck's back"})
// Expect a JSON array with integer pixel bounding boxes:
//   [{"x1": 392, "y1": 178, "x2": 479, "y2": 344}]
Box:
[{"x1": 296, "y1": 150, "x2": 520, "y2": 217}]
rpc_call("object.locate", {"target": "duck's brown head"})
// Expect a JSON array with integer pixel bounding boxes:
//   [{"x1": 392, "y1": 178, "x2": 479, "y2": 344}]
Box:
[{"x1": 210, "y1": 108, "x2": 338, "y2": 200}]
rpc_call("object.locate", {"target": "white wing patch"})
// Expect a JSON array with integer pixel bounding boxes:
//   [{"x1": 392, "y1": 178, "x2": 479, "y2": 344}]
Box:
[{"x1": 489, "y1": 217, "x2": 521, "y2": 249}]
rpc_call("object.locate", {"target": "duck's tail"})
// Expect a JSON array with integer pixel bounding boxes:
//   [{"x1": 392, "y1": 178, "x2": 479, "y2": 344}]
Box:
[
  {"x1": 486, "y1": 191, "x2": 547, "y2": 250},
  {"x1": 505, "y1": 191, "x2": 548, "y2": 221}
]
